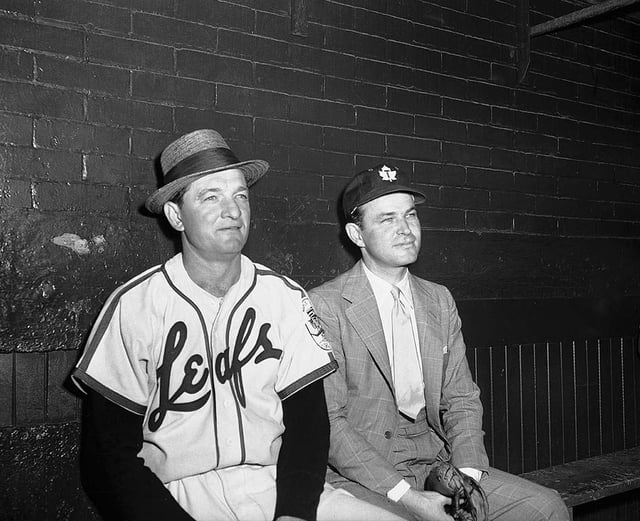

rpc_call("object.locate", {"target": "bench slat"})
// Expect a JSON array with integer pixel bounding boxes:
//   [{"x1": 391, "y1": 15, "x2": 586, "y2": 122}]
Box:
[{"x1": 520, "y1": 446, "x2": 640, "y2": 508}]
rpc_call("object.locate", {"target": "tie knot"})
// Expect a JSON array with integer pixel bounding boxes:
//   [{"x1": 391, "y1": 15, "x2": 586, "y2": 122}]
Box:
[
  {"x1": 391, "y1": 286, "x2": 408, "y2": 306},
  {"x1": 391, "y1": 286, "x2": 413, "y2": 312}
]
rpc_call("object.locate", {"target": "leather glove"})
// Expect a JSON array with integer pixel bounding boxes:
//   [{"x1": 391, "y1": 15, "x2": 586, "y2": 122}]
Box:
[{"x1": 425, "y1": 462, "x2": 488, "y2": 521}]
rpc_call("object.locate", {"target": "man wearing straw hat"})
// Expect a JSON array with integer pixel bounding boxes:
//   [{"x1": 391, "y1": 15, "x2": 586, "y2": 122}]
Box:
[{"x1": 72, "y1": 130, "x2": 402, "y2": 521}]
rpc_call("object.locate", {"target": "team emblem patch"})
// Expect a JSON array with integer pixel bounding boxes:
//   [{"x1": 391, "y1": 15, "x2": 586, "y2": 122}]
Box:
[
  {"x1": 302, "y1": 297, "x2": 332, "y2": 351},
  {"x1": 378, "y1": 165, "x2": 397, "y2": 182}
]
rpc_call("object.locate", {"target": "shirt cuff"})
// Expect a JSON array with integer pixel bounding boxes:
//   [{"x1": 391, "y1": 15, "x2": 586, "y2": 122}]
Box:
[
  {"x1": 459, "y1": 467, "x2": 482, "y2": 482},
  {"x1": 387, "y1": 479, "x2": 411, "y2": 502}
]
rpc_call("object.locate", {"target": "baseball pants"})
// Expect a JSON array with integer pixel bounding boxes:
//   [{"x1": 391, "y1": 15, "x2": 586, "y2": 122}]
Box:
[{"x1": 166, "y1": 463, "x2": 405, "y2": 521}]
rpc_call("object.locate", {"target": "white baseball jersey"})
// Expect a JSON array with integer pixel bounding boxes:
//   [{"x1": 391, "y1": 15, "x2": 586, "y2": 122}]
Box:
[{"x1": 73, "y1": 253, "x2": 336, "y2": 484}]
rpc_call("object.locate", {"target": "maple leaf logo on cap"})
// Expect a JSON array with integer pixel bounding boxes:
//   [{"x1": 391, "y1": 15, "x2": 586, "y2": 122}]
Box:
[{"x1": 378, "y1": 165, "x2": 397, "y2": 182}]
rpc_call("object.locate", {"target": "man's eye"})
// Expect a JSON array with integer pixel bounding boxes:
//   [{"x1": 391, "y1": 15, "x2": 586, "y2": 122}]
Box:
[{"x1": 236, "y1": 193, "x2": 249, "y2": 200}]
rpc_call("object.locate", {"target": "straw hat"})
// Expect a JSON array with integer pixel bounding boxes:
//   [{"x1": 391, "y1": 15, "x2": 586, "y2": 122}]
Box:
[{"x1": 145, "y1": 129, "x2": 269, "y2": 214}]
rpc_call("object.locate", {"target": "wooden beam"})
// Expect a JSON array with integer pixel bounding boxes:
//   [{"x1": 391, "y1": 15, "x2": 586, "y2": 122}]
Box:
[
  {"x1": 291, "y1": 0, "x2": 309, "y2": 36},
  {"x1": 517, "y1": 0, "x2": 531, "y2": 83},
  {"x1": 531, "y1": 0, "x2": 640, "y2": 37}
]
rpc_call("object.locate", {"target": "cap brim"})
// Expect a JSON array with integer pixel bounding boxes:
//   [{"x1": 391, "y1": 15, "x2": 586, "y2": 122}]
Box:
[
  {"x1": 349, "y1": 185, "x2": 426, "y2": 216},
  {"x1": 144, "y1": 159, "x2": 269, "y2": 214}
]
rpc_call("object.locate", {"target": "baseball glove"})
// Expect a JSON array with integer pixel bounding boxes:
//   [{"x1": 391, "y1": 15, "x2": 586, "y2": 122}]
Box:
[{"x1": 425, "y1": 462, "x2": 488, "y2": 521}]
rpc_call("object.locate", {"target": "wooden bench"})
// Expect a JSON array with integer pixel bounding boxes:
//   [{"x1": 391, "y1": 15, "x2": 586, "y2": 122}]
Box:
[
  {"x1": 463, "y1": 332, "x2": 640, "y2": 520},
  {"x1": 520, "y1": 446, "x2": 640, "y2": 520}
]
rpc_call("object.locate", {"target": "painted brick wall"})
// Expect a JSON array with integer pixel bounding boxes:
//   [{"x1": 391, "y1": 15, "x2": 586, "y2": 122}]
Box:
[{"x1": 0, "y1": 1, "x2": 638, "y2": 519}]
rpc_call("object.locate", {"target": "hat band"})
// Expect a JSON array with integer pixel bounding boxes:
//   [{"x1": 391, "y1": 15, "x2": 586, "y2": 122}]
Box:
[{"x1": 164, "y1": 148, "x2": 241, "y2": 185}]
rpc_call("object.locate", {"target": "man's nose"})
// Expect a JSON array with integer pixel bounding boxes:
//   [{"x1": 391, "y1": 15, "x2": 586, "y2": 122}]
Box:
[
  {"x1": 396, "y1": 218, "x2": 411, "y2": 234},
  {"x1": 221, "y1": 197, "x2": 241, "y2": 218}
]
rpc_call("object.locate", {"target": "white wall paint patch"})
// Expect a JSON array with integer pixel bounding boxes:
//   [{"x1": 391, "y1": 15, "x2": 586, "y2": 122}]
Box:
[{"x1": 52, "y1": 233, "x2": 90, "y2": 255}]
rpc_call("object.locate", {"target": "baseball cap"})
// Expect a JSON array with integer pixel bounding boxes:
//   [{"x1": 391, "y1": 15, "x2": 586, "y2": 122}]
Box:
[{"x1": 342, "y1": 164, "x2": 426, "y2": 219}]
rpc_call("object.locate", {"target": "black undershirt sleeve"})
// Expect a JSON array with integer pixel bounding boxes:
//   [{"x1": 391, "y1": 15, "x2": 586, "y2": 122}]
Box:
[
  {"x1": 81, "y1": 389, "x2": 195, "y2": 521},
  {"x1": 274, "y1": 379, "x2": 330, "y2": 521}
]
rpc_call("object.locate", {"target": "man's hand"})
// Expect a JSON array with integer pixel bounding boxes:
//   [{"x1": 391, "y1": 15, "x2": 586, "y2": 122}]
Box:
[
  {"x1": 425, "y1": 462, "x2": 488, "y2": 521},
  {"x1": 399, "y1": 488, "x2": 454, "y2": 521}
]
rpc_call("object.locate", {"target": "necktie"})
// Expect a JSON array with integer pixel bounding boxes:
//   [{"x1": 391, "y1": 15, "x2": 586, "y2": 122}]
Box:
[{"x1": 390, "y1": 286, "x2": 424, "y2": 419}]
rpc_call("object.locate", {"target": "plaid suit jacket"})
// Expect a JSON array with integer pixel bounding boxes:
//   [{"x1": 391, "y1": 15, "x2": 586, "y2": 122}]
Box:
[{"x1": 309, "y1": 260, "x2": 489, "y2": 496}]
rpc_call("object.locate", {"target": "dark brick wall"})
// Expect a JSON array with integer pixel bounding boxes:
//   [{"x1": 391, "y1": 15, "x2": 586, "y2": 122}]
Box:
[{"x1": 0, "y1": 1, "x2": 638, "y2": 519}]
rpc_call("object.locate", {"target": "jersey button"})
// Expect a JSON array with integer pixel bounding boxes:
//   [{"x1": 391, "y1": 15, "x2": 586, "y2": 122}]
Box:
[{"x1": 384, "y1": 430, "x2": 392, "y2": 439}]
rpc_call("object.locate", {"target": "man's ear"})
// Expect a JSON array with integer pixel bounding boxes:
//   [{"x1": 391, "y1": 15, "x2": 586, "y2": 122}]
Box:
[
  {"x1": 163, "y1": 201, "x2": 184, "y2": 232},
  {"x1": 345, "y1": 222, "x2": 365, "y2": 248}
]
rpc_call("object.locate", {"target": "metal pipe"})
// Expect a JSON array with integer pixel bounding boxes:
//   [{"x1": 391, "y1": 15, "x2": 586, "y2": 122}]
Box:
[{"x1": 531, "y1": 0, "x2": 640, "y2": 36}]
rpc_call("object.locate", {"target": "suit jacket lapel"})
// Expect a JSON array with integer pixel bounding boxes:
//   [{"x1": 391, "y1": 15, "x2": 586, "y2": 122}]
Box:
[
  {"x1": 411, "y1": 275, "x2": 446, "y2": 435},
  {"x1": 343, "y1": 261, "x2": 394, "y2": 391}
]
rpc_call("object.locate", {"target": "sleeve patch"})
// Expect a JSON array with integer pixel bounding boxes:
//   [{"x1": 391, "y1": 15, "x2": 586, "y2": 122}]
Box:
[{"x1": 302, "y1": 296, "x2": 332, "y2": 352}]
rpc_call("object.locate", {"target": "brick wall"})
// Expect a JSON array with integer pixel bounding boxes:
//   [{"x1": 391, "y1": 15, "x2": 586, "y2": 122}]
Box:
[{"x1": 0, "y1": 1, "x2": 638, "y2": 519}]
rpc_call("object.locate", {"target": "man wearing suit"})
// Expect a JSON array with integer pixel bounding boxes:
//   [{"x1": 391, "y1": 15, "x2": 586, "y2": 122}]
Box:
[{"x1": 309, "y1": 165, "x2": 570, "y2": 521}]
